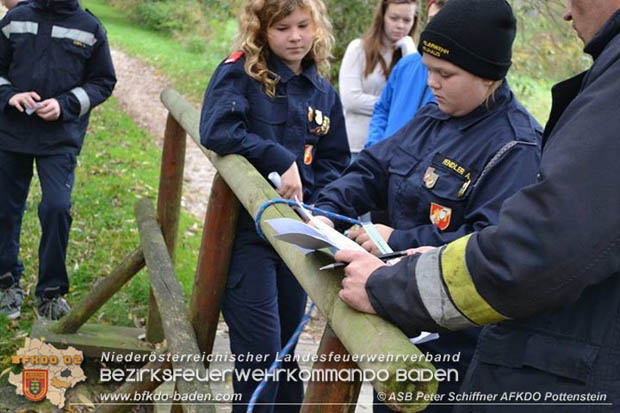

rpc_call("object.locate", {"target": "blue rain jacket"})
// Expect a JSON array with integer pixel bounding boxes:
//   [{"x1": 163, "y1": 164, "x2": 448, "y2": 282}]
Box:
[{"x1": 365, "y1": 52, "x2": 435, "y2": 148}]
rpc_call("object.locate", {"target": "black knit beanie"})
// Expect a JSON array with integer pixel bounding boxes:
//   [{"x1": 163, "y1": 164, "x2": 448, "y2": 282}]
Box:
[{"x1": 418, "y1": 0, "x2": 516, "y2": 80}]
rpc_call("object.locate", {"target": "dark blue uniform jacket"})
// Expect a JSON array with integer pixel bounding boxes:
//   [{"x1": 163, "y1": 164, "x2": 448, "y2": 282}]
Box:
[
  {"x1": 366, "y1": 10, "x2": 620, "y2": 410},
  {"x1": 0, "y1": 0, "x2": 116, "y2": 155},
  {"x1": 200, "y1": 54, "x2": 350, "y2": 205},
  {"x1": 315, "y1": 81, "x2": 542, "y2": 251}
]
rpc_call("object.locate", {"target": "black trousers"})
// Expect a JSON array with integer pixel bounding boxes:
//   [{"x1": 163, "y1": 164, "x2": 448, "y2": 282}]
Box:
[
  {"x1": 221, "y1": 215, "x2": 307, "y2": 413},
  {"x1": 0, "y1": 149, "x2": 76, "y2": 297}
]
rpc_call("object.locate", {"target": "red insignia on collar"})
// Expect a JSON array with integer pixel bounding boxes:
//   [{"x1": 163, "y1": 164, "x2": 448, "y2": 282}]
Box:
[{"x1": 224, "y1": 51, "x2": 244, "y2": 64}]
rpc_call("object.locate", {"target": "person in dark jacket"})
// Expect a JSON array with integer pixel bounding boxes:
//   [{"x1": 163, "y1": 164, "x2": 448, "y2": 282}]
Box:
[
  {"x1": 200, "y1": 0, "x2": 349, "y2": 410},
  {"x1": 335, "y1": 0, "x2": 620, "y2": 411},
  {"x1": 313, "y1": 1, "x2": 541, "y2": 410},
  {"x1": 0, "y1": 0, "x2": 116, "y2": 320}
]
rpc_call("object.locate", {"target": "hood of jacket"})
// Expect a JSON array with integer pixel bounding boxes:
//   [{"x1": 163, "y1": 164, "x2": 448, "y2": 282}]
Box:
[{"x1": 32, "y1": 0, "x2": 80, "y2": 13}]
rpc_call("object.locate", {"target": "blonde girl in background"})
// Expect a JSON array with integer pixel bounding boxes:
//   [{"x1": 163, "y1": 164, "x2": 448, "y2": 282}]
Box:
[
  {"x1": 339, "y1": 0, "x2": 419, "y2": 159},
  {"x1": 200, "y1": 0, "x2": 350, "y2": 411}
]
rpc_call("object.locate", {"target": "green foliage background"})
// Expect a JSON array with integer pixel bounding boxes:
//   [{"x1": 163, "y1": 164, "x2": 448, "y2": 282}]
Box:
[{"x1": 106, "y1": 0, "x2": 590, "y2": 115}]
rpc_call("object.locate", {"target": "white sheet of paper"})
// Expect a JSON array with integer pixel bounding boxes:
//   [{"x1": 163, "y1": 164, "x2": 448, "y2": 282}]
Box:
[
  {"x1": 267, "y1": 217, "x2": 366, "y2": 253},
  {"x1": 25, "y1": 102, "x2": 43, "y2": 116},
  {"x1": 409, "y1": 331, "x2": 440, "y2": 345}
]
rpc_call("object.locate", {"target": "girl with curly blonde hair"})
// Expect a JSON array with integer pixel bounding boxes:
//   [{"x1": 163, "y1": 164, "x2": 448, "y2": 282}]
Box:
[
  {"x1": 235, "y1": 0, "x2": 334, "y2": 97},
  {"x1": 200, "y1": 0, "x2": 350, "y2": 410}
]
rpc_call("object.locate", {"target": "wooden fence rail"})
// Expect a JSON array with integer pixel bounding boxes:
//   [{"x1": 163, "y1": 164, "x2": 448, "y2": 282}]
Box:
[
  {"x1": 31, "y1": 86, "x2": 438, "y2": 412},
  {"x1": 160, "y1": 87, "x2": 437, "y2": 411}
]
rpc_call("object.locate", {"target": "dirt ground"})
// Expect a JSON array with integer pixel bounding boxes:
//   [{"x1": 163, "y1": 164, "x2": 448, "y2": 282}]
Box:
[{"x1": 110, "y1": 48, "x2": 216, "y2": 220}]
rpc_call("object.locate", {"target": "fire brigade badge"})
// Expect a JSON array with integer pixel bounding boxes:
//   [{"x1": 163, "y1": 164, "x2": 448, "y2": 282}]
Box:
[
  {"x1": 304, "y1": 144, "x2": 314, "y2": 165},
  {"x1": 308, "y1": 106, "x2": 330, "y2": 136},
  {"x1": 423, "y1": 167, "x2": 439, "y2": 189},
  {"x1": 23, "y1": 370, "x2": 48, "y2": 402},
  {"x1": 429, "y1": 202, "x2": 452, "y2": 231}
]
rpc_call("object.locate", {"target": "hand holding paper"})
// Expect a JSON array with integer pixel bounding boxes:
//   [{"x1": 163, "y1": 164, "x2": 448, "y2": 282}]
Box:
[{"x1": 9, "y1": 91, "x2": 41, "y2": 114}]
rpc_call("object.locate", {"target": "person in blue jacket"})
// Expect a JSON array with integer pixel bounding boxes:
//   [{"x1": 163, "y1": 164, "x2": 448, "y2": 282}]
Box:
[
  {"x1": 364, "y1": 0, "x2": 448, "y2": 149},
  {"x1": 314, "y1": 1, "x2": 541, "y2": 410},
  {"x1": 199, "y1": 0, "x2": 349, "y2": 411},
  {"x1": 0, "y1": 0, "x2": 116, "y2": 320},
  {"x1": 337, "y1": 1, "x2": 620, "y2": 411}
]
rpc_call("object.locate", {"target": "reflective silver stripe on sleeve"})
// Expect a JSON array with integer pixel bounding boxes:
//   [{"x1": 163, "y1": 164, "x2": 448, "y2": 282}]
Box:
[
  {"x1": 415, "y1": 247, "x2": 478, "y2": 331},
  {"x1": 2, "y1": 21, "x2": 39, "y2": 39},
  {"x1": 51, "y1": 26, "x2": 97, "y2": 46},
  {"x1": 0, "y1": 76, "x2": 11, "y2": 86},
  {"x1": 70, "y1": 87, "x2": 90, "y2": 117}
]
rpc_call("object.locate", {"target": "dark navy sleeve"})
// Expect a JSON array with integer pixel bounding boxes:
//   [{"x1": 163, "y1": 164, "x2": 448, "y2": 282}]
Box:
[
  {"x1": 388, "y1": 140, "x2": 541, "y2": 251},
  {"x1": 57, "y1": 24, "x2": 117, "y2": 121},
  {"x1": 310, "y1": 90, "x2": 350, "y2": 198},
  {"x1": 0, "y1": 15, "x2": 21, "y2": 112},
  {"x1": 367, "y1": 252, "x2": 447, "y2": 335},
  {"x1": 465, "y1": 60, "x2": 620, "y2": 319},
  {"x1": 314, "y1": 130, "x2": 400, "y2": 226},
  {"x1": 200, "y1": 61, "x2": 297, "y2": 176}
]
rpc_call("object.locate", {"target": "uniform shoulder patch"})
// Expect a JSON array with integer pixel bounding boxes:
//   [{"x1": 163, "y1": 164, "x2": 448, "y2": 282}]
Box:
[{"x1": 224, "y1": 51, "x2": 244, "y2": 64}]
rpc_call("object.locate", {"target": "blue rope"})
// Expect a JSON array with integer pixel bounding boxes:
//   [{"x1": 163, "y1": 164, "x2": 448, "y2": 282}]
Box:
[
  {"x1": 247, "y1": 302, "x2": 316, "y2": 412},
  {"x1": 245, "y1": 200, "x2": 359, "y2": 412},
  {"x1": 254, "y1": 199, "x2": 362, "y2": 239}
]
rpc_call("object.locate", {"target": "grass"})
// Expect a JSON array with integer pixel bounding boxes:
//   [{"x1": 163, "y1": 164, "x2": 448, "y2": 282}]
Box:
[
  {"x1": 83, "y1": 0, "x2": 237, "y2": 103},
  {"x1": 0, "y1": 98, "x2": 203, "y2": 381}
]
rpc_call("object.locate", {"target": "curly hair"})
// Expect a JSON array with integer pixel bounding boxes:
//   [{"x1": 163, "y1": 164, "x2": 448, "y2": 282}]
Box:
[{"x1": 234, "y1": 0, "x2": 334, "y2": 98}]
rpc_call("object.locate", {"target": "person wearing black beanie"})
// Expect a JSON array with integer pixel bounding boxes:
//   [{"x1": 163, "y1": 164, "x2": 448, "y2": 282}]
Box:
[
  {"x1": 413, "y1": 0, "x2": 518, "y2": 118},
  {"x1": 334, "y1": 1, "x2": 620, "y2": 412},
  {"x1": 419, "y1": 0, "x2": 516, "y2": 80},
  {"x1": 315, "y1": 1, "x2": 543, "y2": 412}
]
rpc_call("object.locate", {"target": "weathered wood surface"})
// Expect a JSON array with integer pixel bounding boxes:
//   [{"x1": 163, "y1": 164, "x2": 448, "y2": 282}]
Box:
[
  {"x1": 147, "y1": 112, "x2": 187, "y2": 344},
  {"x1": 189, "y1": 173, "x2": 239, "y2": 363},
  {"x1": 302, "y1": 325, "x2": 362, "y2": 413},
  {"x1": 161, "y1": 87, "x2": 437, "y2": 412},
  {"x1": 51, "y1": 248, "x2": 145, "y2": 334},
  {"x1": 136, "y1": 198, "x2": 215, "y2": 413},
  {"x1": 32, "y1": 320, "x2": 152, "y2": 358}
]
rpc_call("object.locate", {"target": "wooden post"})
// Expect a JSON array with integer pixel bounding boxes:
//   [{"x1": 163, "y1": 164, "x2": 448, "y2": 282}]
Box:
[
  {"x1": 146, "y1": 113, "x2": 187, "y2": 344},
  {"x1": 157, "y1": 113, "x2": 187, "y2": 259},
  {"x1": 136, "y1": 198, "x2": 215, "y2": 413},
  {"x1": 94, "y1": 358, "x2": 172, "y2": 413},
  {"x1": 161, "y1": 87, "x2": 437, "y2": 412},
  {"x1": 52, "y1": 248, "x2": 145, "y2": 334},
  {"x1": 302, "y1": 325, "x2": 362, "y2": 413},
  {"x1": 189, "y1": 173, "x2": 239, "y2": 361}
]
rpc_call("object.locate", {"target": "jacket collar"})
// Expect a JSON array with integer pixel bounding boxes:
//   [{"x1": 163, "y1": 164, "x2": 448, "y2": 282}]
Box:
[
  {"x1": 267, "y1": 53, "x2": 325, "y2": 92},
  {"x1": 584, "y1": 8, "x2": 620, "y2": 59},
  {"x1": 426, "y1": 80, "x2": 512, "y2": 131},
  {"x1": 33, "y1": 0, "x2": 79, "y2": 13}
]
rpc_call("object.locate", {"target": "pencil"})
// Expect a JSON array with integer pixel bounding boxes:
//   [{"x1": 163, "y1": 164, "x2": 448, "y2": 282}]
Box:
[{"x1": 319, "y1": 250, "x2": 408, "y2": 271}]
